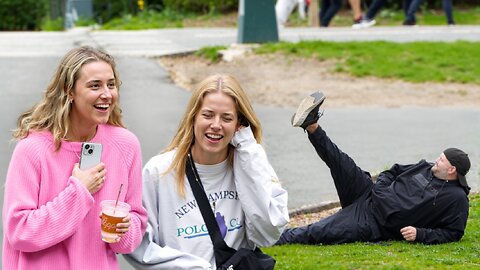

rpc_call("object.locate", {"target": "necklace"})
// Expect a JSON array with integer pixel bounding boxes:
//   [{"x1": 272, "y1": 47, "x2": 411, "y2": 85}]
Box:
[
  {"x1": 65, "y1": 127, "x2": 97, "y2": 144},
  {"x1": 69, "y1": 142, "x2": 81, "y2": 162},
  {"x1": 64, "y1": 128, "x2": 97, "y2": 162},
  {"x1": 63, "y1": 138, "x2": 82, "y2": 162}
]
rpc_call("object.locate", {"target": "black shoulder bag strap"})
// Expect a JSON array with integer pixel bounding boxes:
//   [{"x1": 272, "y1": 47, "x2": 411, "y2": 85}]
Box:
[{"x1": 185, "y1": 154, "x2": 236, "y2": 267}]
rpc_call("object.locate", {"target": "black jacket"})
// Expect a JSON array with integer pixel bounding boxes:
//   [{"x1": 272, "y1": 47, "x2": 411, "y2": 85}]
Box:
[{"x1": 370, "y1": 160, "x2": 469, "y2": 244}]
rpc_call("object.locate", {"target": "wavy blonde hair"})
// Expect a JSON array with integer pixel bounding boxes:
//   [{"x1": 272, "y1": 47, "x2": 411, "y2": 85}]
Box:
[
  {"x1": 13, "y1": 46, "x2": 124, "y2": 150},
  {"x1": 164, "y1": 74, "x2": 263, "y2": 197}
]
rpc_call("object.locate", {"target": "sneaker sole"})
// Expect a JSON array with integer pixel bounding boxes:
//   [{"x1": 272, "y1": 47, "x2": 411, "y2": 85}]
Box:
[
  {"x1": 291, "y1": 91, "x2": 326, "y2": 127},
  {"x1": 352, "y1": 19, "x2": 376, "y2": 29}
]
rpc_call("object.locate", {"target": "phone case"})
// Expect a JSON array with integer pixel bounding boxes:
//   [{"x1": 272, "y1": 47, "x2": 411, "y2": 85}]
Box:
[{"x1": 79, "y1": 142, "x2": 103, "y2": 170}]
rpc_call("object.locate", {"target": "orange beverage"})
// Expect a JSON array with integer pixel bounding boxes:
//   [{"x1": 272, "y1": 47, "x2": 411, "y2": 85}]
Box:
[{"x1": 100, "y1": 200, "x2": 130, "y2": 243}]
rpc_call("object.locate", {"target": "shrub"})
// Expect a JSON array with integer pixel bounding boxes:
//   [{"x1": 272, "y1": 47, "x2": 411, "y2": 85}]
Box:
[
  {"x1": 0, "y1": 0, "x2": 47, "y2": 30},
  {"x1": 93, "y1": 0, "x2": 138, "y2": 24},
  {"x1": 162, "y1": 0, "x2": 238, "y2": 13},
  {"x1": 40, "y1": 16, "x2": 64, "y2": 31}
]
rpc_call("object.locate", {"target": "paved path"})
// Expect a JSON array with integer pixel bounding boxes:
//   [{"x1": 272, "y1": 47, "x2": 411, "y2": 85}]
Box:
[
  {"x1": 1, "y1": 26, "x2": 479, "y2": 269},
  {"x1": 1, "y1": 25, "x2": 480, "y2": 57}
]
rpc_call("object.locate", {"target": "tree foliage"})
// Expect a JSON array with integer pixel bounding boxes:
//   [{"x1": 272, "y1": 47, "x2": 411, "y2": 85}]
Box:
[
  {"x1": 0, "y1": 0, "x2": 47, "y2": 30},
  {"x1": 161, "y1": 0, "x2": 238, "y2": 13}
]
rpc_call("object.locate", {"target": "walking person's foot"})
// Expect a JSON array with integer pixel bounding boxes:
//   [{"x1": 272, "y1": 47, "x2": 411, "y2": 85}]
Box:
[
  {"x1": 402, "y1": 20, "x2": 417, "y2": 26},
  {"x1": 352, "y1": 16, "x2": 376, "y2": 29},
  {"x1": 291, "y1": 91, "x2": 326, "y2": 131}
]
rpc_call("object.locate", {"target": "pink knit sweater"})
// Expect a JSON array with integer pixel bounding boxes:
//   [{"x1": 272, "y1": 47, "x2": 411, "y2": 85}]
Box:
[{"x1": 2, "y1": 124, "x2": 147, "y2": 270}]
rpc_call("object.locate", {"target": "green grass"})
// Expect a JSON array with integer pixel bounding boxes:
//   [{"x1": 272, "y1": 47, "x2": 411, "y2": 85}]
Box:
[
  {"x1": 286, "y1": 7, "x2": 480, "y2": 27},
  {"x1": 96, "y1": 7, "x2": 480, "y2": 30},
  {"x1": 100, "y1": 9, "x2": 236, "y2": 30},
  {"x1": 38, "y1": 6, "x2": 480, "y2": 31},
  {"x1": 101, "y1": 9, "x2": 185, "y2": 30},
  {"x1": 195, "y1": 45, "x2": 228, "y2": 62},
  {"x1": 40, "y1": 17, "x2": 64, "y2": 31},
  {"x1": 251, "y1": 40, "x2": 480, "y2": 84},
  {"x1": 74, "y1": 16, "x2": 97, "y2": 27},
  {"x1": 419, "y1": 7, "x2": 480, "y2": 25},
  {"x1": 262, "y1": 193, "x2": 480, "y2": 269}
]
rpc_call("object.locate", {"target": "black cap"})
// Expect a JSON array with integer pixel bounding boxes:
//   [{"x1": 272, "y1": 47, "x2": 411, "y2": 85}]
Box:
[{"x1": 443, "y1": 148, "x2": 471, "y2": 188}]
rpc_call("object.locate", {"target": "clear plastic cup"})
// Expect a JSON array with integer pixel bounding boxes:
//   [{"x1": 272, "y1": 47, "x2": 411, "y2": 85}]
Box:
[{"x1": 100, "y1": 200, "x2": 130, "y2": 243}]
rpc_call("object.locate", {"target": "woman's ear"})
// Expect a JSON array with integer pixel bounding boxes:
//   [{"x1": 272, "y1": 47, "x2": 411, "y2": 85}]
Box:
[{"x1": 65, "y1": 87, "x2": 73, "y2": 102}]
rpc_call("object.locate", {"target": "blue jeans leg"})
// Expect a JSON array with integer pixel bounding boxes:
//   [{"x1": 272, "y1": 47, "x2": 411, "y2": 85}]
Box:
[
  {"x1": 443, "y1": 0, "x2": 454, "y2": 24},
  {"x1": 366, "y1": 0, "x2": 387, "y2": 20},
  {"x1": 319, "y1": 0, "x2": 343, "y2": 26},
  {"x1": 404, "y1": 0, "x2": 423, "y2": 23}
]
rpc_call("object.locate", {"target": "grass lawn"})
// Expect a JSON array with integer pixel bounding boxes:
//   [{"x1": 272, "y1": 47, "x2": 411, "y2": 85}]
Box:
[
  {"x1": 325, "y1": 6, "x2": 480, "y2": 27},
  {"x1": 97, "y1": 7, "x2": 480, "y2": 30},
  {"x1": 196, "y1": 40, "x2": 480, "y2": 85},
  {"x1": 262, "y1": 193, "x2": 480, "y2": 269}
]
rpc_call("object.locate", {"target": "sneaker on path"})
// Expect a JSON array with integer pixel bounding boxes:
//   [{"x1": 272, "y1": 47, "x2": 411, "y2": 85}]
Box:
[
  {"x1": 291, "y1": 91, "x2": 326, "y2": 130},
  {"x1": 352, "y1": 18, "x2": 376, "y2": 29}
]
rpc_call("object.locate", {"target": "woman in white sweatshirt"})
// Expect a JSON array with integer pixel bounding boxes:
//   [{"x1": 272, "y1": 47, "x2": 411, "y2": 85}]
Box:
[{"x1": 126, "y1": 74, "x2": 289, "y2": 269}]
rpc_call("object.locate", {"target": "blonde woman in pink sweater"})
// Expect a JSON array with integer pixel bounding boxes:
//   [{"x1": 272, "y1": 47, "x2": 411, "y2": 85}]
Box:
[{"x1": 2, "y1": 46, "x2": 147, "y2": 269}]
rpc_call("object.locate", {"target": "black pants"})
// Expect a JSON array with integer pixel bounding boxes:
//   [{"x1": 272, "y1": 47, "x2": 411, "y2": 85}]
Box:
[
  {"x1": 276, "y1": 127, "x2": 382, "y2": 244},
  {"x1": 319, "y1": 0, "x2": 343, "y2": 27}
]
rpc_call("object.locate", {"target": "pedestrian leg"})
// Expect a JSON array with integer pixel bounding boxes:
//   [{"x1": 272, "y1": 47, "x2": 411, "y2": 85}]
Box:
[
  {"x1": 442, "y1": 0, "x2": 455, "y2": 25},
  {"x1": 319, "y1": 0, "x2": 343, "y2": 26},
  {"x1": 365, "y1": 0, "x2": 387, "y2": 20},
  {"x1": 403, "y1": 0, "x2": 423, "y2": 25}
]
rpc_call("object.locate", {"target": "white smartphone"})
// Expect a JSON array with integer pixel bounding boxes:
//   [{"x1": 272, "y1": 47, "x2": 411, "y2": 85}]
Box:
[{"x1": 79, "y1": 142, "x2": 103, "y2": 170}]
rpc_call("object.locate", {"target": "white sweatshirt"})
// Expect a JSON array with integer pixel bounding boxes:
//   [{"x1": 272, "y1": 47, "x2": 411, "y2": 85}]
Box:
[{"x1": 125, "y1": 126, "x2": 289, "y2": 269}]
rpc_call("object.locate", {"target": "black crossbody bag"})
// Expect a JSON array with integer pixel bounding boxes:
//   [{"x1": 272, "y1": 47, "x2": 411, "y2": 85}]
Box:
[{"x1": 185, "y1": 154, "x2": 276, "y2": 270}]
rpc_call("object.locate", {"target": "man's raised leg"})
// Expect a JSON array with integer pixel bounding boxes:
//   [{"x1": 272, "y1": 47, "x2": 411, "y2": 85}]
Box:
[{"x1": 292, "y1": 91, "x2": 373, "y2": 207}]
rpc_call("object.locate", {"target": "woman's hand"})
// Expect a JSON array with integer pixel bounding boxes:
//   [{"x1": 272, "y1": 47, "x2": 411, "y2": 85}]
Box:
[
  {"x1": 72, "y1": 162, "x2": 107, "y2": 194},
  {"x1": 230, "y1": 125, "x2": 254, "y2": 148},
  {"x1": 114, "y1": 214, "x2": 132, "y2": 242}
]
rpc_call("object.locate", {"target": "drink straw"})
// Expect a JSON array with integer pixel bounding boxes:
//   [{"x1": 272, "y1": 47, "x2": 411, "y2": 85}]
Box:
[{"x1": 113, "y1": 184, "x2": 123, "y2": 215}]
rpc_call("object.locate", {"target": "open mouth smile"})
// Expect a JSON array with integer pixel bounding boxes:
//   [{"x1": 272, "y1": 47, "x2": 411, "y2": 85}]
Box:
[
  {"x1": 206, "y1": 133, "x2": 223, "y2": 142},
  {"x1": 94, "y1": 104, "x2": 110, "y2": 112}
]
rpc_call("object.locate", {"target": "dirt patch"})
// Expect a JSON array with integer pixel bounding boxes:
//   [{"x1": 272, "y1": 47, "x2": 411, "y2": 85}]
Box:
[
  {"x1": 158, "y1": 53, "x2": 480, "y2": 109},
  {"x1": 288, "y1": 207, "x2": 341, "y2": 228}
]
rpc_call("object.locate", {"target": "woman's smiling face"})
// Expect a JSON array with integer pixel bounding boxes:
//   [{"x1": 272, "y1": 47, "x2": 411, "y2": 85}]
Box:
[
  {"x1": 69, "y1": 60, "x2": 117, "y2": 129},
  {"x1": 191, "y1": 91, "x2": 239, "y2": 165}
]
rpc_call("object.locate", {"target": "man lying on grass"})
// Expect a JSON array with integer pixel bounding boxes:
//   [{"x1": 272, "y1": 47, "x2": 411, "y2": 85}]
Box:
[{"x1": 276, "y1": 91, "x2": 470, "y2": 245}]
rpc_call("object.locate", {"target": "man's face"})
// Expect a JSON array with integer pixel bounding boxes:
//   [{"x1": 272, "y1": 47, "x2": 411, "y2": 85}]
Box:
[{"x1": 431, "y1": 153, "x2": 455, "y2": 180}]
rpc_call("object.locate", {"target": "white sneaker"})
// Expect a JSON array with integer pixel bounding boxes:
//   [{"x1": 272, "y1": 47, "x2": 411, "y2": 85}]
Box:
[{"x1": 352, "y1": 18, "x2": 376, "y2": 29}]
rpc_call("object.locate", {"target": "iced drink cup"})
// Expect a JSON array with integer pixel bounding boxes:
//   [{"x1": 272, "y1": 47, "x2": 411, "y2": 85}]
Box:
[{"x1": 101, "y1": 200, "x2": 130, "y2": 243}]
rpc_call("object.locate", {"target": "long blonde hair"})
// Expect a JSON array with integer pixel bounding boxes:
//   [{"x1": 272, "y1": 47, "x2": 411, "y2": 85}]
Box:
[
  {"x1": 13, "y1": 46, "x2": 124, "y2": 150},
  {"x1": 164, "y1": 74, "x2": 262, "y2": 197}
]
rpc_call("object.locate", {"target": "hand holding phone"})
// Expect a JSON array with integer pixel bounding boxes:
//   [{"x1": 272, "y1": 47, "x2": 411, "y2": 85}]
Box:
[
  {"x1": 75, "y1": 142, "x2": 105, "y2": 194},
  {"x1": 80, "y1": 143, "x2": 103, "y2": 170}
]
